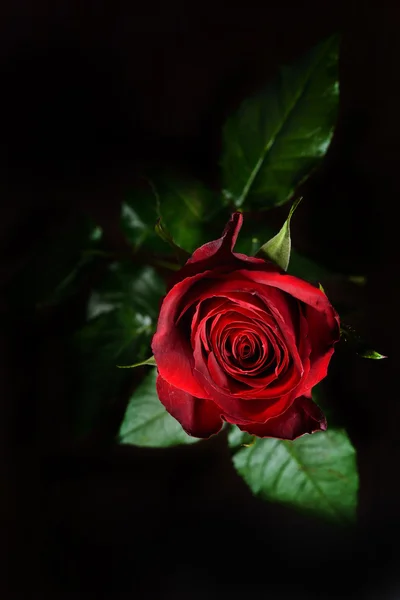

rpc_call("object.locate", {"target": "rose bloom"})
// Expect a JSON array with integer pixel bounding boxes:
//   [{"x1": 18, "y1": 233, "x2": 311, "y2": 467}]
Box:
[{"x1": 151, "y1": 213, "x2": 340, "y2": 440}]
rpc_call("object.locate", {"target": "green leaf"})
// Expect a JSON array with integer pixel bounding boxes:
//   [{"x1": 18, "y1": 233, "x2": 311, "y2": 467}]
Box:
[
  {"x1": 156, "y1": 174, "x2": 223, "y2": 252},
  {"x1": 287, "y1": 253, "x2": 331, "y2": 282},
  {"x1": 118, "y1": 369, "x2": 199, "y2": 447},
  {"x1": 154, "y1": 218, "x2": 191, "y2": 265},
  {"x1": 121, "y1": 192, "x2": 166, "y2": 254},
  {"x1": 87, "y1": 262, "x2": 165, "y2": 321},
  {"x1": 340, "y1": 324, "x2": 387, "y2": 360},
  {"x1": 122, "y1": 172, "x2": 223, "y2": 254},
  {"x1": 70, "y1": 262, "x2": 165, "y2": 438},
  {"x1": 117, "y1": 355, "x2": 157, "y2": 369},
  {"x1": 221, "y1": 35, "x2": 340, "y2": 209},
  {"x1": 229, "y1": 426, "x2": 358, "y2": 524},
  {"x1": 256, "y1": 197, "x2": 301, "y2": 270},
  {"x1": 71, "y1": 306, "x2": 151, "y2": 438}
]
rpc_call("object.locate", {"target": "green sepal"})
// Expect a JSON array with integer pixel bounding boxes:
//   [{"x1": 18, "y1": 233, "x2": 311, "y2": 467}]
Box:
[
  {"x1": 340, "y1": 323, "x2": 387, "y2": 359},
  {"x1": 117, "y1": 355, "x2": 157, "y2": 369},
  {"x1": 357, "y1": 349, "x2": 387, "y2": 360},
  {"x1": 256, "y1": 197, "x2": 302, "y2": 270}
]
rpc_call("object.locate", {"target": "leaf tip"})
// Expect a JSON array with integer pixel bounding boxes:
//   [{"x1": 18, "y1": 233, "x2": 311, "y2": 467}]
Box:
[
  {"x1": 357, "y1": 350, "x2": 387, "y2": 360},
  {"x1": 289, "y1": 195, "x2": 303, "y2": 219},
  {"x1": 117, "y1": 356, "x2": 157, "y2": 369}
]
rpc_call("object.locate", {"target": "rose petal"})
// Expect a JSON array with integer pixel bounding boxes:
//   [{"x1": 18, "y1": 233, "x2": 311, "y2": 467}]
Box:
[
  {"x1": 207, "y1": 351, "x2": 231, "y2": 389},
  {"x1": 207, "y1": 306, "x2": 296, "y2": 387},
  {"x1": 215, "y1": 323, "x2": 282, "y2": 388},
  {"x1": 156, "y1": 375, "x2": 223, "y2": 438},
  {"x1": 190, "y1": 297, "x2": 229, "y2": 351},
  {"x1": 238, "y1": 395, "x2": 327, "y2": 440},
  {"x1": 175, "y1": 277, "x2": 278, "y2": 324},
  {"x1": 301, "y1": 304, "x2": 339, "y2": 393},
  {"x1": 174, "y1": 276, "x2": 305, "y2": 393},
  {"x1": 193, "y1": 359, "x2": 295, "y2": 423},
  {"x1": 193, "y1": 313, "x2": 302, "y2": 416},
  {"x1": 291, "y1": 306, "x2": 312, "y2": 396},
  {"x1": 194, "y1": 311, "x2": 283, "y2": 393},
  {"x1": 187, "y1": 212, "x2": 243, "y2": 264},
  {"x1": 187, "y1": 271, "x2": 337, "y2": 398},
  {"x1": 168, "y1": 214, "x2": 277, "y2": 288},
  {"x1": 236, "y1": 270, "x2": 340, "y2": 330},
  {"x1": 152, "y1": 271, "x2": 213, "y2": 398},
  {"x1": 167, "y1": 213, "x2": 244, "y2": 289}
]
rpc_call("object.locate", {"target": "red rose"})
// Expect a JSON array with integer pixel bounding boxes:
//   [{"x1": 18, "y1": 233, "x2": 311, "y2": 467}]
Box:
[{"x1": 151, "y1": 213, "x2": 340, "y2": 440}]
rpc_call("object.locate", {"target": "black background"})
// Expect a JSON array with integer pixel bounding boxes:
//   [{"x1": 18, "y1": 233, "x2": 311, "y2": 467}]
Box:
[{"x1": 1, "y1": 1, "x2": 399, "y2": 598}]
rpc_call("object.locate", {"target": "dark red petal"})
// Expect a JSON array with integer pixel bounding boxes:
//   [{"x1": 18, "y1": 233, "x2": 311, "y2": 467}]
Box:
[
  {"x1": 238, "y1": 395, "x2": 327, "y2": 441},
  {"x1": 191, "y1": 301, "x2": 302, "y2": 404},
  {"x1": 176, "y1": 277, "x2": 279, "y2": 323},
  {"x1": 167, "y1": 213, "x2": 244, "y2": 288},
  {"x1": 175, "y1": 275, "x2": 304, "y2": 390},
  {"x1": 236, "y1": 269, "x2": 339, "y2": 325},
  {"x1": 215, "y1": 323, "x2": 282, "y2": 388},
  {"x1": 292, "y1": 307, "x2": 311, "y2": 396},
  {"x1": 192, "y1": 308, "x2": 301, "y2": 405},
  {"x1": 300, "y1": 304, "x2": 339, "y2": 393},
  {"x1": 156, "y1": 375, "x2": 223, "y2": 438},
  {"x1": 187, "y1": 212, "x2": 243, "y2": 264},
  {"x1": 193, "y1": 355, "x2": 295, "y2": 422},
  {"x1": 207, "y1": 351, "x2": 230, "y2": 389},
  {"x1": 152, "y1": 271, "x2": 212, "y2": 398},
  {"x1": 194, "y1": 311, "x2": 283, "y2": 394},
  {"x1": 220, "y1": 270, "x2": 339, "y2": 393},
  {"x1": 167, "y1": 214, "x2": 278, "y2": 288},
  {"x1": 190, "y1": 297, "x2": 229, "y2": 350},
  {"x1": 207, "y1": 306, "x2": 298, "y2": 387}
]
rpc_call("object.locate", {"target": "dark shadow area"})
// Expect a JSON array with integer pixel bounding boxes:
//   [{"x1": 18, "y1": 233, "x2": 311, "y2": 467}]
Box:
[{"x1": 1, "y1": 1, "x2": 400, "y2": 598}]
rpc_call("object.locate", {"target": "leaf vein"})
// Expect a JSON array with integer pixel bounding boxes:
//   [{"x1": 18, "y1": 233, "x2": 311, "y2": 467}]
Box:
[{"x1": 237, "y1": 38, "x2": 335, "y2": 205}]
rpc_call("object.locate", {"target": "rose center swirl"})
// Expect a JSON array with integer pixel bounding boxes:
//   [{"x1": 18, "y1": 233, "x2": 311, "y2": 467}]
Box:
[
  {"x1": 230, "y1": 332, "x2": 259, "y2": 363},
  {"x1": 206, "y1": 308, "x2": 285, "y2": 378}
]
